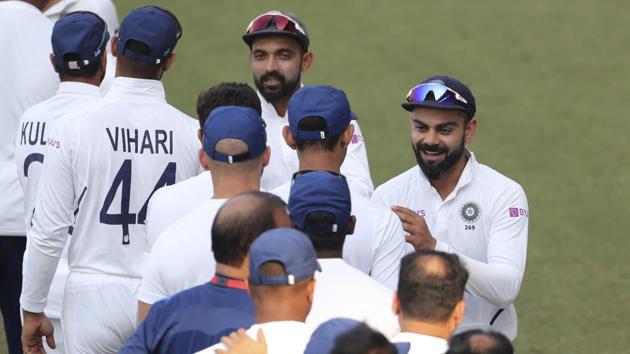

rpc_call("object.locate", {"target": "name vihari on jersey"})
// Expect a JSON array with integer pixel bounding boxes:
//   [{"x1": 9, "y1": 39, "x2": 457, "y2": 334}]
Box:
[{"x1": 106, "y1": 127, "x2": 174, "y2": 154}]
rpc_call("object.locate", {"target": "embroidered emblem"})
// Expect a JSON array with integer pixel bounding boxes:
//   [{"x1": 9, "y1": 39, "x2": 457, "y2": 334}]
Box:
[{"x1": 460, "y1": 201, "x2": 481, "y2": 224}]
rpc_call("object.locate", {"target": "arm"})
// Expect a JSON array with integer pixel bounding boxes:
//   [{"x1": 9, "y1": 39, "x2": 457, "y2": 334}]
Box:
[
  {"x1": 369, "y1": 209, "x2": 414, "y2": 289},
  {"x1": 341, "y1": 120, "x2": 374, "y2": 198},
  {"x1": 136, "y1": 238, "x2": 170, "y2": 321},
  {"x1": 215, "y1": 329, "x2": 267, "y2": 354}
]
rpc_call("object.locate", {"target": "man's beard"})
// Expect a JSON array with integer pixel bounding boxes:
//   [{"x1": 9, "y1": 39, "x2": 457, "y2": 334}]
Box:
[
  {"x1": 413, "y1": 137, "x2": 465, "y2": 181},
  {"x1": 254, "y1": 70, "x2": 301, "y2": 103}
]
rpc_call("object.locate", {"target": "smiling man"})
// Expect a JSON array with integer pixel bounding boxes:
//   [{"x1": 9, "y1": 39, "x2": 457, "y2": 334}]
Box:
[
  {"x1": 241, "y1": 11, "x2": 374, "y2": 196},
  {"x1": 371, "y1": 76, "x2": 529, "y2": 341}
]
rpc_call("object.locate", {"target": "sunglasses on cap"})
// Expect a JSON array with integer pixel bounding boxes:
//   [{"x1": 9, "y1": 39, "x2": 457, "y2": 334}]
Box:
[
  {"x1": 246, "y1": 11, "x2": 307, "y2": 37},
  {"x1": 406, "y1": 83, "x2": 469, "y2": 106}
]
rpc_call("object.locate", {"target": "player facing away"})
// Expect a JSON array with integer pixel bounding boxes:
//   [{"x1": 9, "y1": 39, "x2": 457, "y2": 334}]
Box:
[
  {"x1": 14, "y1": 11, "x2": 110, "y2": 354},
  {"x1": 371, "y1": 76, "x2": 529, "y2": 340},
  {"x1": 242, "y1": 10, "x2": 374, "y2": 196},
  {"x1": 20, "y1": 6, "x2": 200, "y2": 354}
]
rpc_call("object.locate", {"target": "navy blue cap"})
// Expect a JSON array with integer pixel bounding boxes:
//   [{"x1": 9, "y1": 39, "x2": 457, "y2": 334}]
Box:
[
  {"x1": 249, "y1": 228, "x2": 321, "y2": 286},
  {"x1": 394, "y1": 342, "x2": 411, "y2": 354},
  {"x1": 203, "y1": 106, "x2": 267, "y2": 164},
  {"x1": 304, "y1": 318, "x2": 362, "y2": 354},
  {"x1": 117, "y1": 6, "x2": 181, "y2": 65},
  {"x1": 52, "y1": 11, "x2": 109, "y2": 71},
  {"x1": 401, "y1": 75, "x2": 477, "y2": 118},
  {"x1": 289, "y1": 171, "x2": 351, "y2": 234},
  {"x1": 288, "y1": 85, "x2": 352, "y2": 140}
]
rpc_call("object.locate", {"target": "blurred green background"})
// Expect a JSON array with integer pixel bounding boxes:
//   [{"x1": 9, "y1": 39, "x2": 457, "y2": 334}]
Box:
[{"x1": 3, "y1": 0, "x2": 630, "y2": 353}]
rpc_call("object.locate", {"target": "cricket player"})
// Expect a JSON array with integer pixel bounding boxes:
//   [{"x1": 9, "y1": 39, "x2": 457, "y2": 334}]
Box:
[
  {"x1": 371, "y1": 76, "x2": 529, "y2": 340},
  {"x1": 271, "y1": 85, "x2": 410, "y2": 289},
  {"x1": 242, "y1": 10, "x2": 374, "y2": 196},
  {"x1": 137, "y1": 105, "x2": 271, "y2": 322},
  {"x1": 0, "y1": 1, "x2": 58, "y2": 353},
  {"x1": 20, "y1": 6, "x2": 199, "y2": 353},
  {"x1": 14, "y1": 11, "x2": 109, "y2": 353}
]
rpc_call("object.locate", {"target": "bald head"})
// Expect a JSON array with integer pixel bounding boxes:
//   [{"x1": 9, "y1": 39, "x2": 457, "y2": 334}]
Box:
[
  {"x1": 446, "y1": 330, "x2": 514, "y2": 354},
  {"x1": 397, "y1": 250, "x2": 468, "y2": 322},
  {"x1": 211, "y1": 192, "x2": 290, "y2": 267}
]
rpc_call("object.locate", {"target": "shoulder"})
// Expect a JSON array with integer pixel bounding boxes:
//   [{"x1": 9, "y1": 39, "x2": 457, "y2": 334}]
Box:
[
  {"x1": 373, "y1": 166, "x2": 420, "y2": 200},
  {"x1": 270, "y1": 181, "x2": 291, "y2": 202},
  {"x1": 472, "y1": 161, "x2": 526, "y2": 198}
]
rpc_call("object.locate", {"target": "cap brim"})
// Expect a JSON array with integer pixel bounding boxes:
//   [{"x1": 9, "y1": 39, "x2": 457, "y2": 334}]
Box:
[
  {"x1": 242, "y1": 30, "x2": 309, "y2": 50},
  {"x1": 401, "y1": 101, "x2": 471, "y2": 116}
]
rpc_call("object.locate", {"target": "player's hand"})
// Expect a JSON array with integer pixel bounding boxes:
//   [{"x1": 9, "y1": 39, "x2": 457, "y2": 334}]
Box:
[
  {"x1": 215, "y1": 328, "x2": 267, "y2": 354},
  {"x1": 392, "y1": 206, "x2": 436, "y2": 250},
  {"x1": 22, "y1": 310, "x2": 55, "y2": 354}
]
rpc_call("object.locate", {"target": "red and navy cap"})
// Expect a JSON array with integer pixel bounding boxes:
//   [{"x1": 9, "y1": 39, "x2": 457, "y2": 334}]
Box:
[{"x1": 242, "y1": 10, "x2": 310, "y2": 51}]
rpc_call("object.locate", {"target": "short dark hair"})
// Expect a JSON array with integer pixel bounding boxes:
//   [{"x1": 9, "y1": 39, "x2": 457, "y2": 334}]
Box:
[
  {"x1": 294, "y1": 117, "x2": 342, "y2": 151},
  {"x1": 446, "y1": 330, "x2": 514, "y2": 354},
  {"x1": 299, "y1": 211, "x2": 346, "y2": 253},
  {"x1": 331, "y1": 323, "x2": 397, "y2": 354},
  {"x1": 211, "y1": 192, "x2": 287, "y2": 267},
  {"x1": 118, "y1": 39, "x2": 164, "y2": 79},
  {"x1": 57, "y1": 53, "x2": 102, "y2": 81},
  {"x1": 196, "y1": 82, "x2": 261, "y2": 129},
  {"x1": 397, "y1": 250, "x2": 468, "y2": 322}
]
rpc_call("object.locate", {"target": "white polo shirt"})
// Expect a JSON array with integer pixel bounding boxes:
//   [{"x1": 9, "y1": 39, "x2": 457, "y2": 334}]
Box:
[
  {"x1": 144, "y1": 171, "x2": 214, "y2": 248},
  {"x1": 196, "y1": 321, "x2": 312, "y2": 354},
  {"x1": 306, "y1": 258, "x2": 400, "y2": 339},
  {"x1": 272, "y1": 181, "x2": 411, "y2": 289},
  {"x1": 258, "y1": 91, "x2": 374, "y2": 197},
  {"x1": 21, "y1": 77, "x2": 200, "y2": 313},
  {"x1": 0, "y1": 0, "x2": 59, "y2": 236},
  {"x1": 371, "y1": 152, "x2": 528, "y2": 340},
  {"x1": 137, "y1": 198, "x2": 226, "y2": 305},
  {"x1": 392, "y1": 332, "x2": 448, "y2": 354},
  {"x1": 15, "y1": 81, "x2": 103, "y2": 319}
]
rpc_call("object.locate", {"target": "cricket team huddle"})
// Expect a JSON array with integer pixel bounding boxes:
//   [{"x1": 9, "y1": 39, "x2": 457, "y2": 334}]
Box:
[{"x1": 1, "y1": 1, "x2": 529, "y2": 354}]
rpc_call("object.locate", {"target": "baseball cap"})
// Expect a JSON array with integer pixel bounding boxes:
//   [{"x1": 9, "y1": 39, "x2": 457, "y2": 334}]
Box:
[
  {"x1": 52, "y1": 11, "x2": 109, "y2": 71},
  {"x1": 288, "y1": 85, "x2": 352, "y2": 140},
  {"x1": 248, "y1": 228, "x2": 321, "y2": 286},
  {"x1": 304, "y1": 318, "x2": 362, "y2": 354},
  {"x1": 203, "y1": 106, "x2": 267, "y2": 164},
  {"x1": 289, "y1": 171, "x2": 352, "y2": 234},
  {"x1": 401, "y1": 75, "x2": 477, "y2": 118},
  {"x1": 117, "y1": 6, "x2": 182, "y2": 65},
  {"x1": 243, "y1": 10, "x2": 310, "y2": 51}
]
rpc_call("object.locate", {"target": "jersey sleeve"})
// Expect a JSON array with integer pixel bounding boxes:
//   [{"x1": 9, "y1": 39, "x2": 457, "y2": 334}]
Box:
[
  {"x1": 435, "y1": 186, "x2": 529, "y2": 308},
  {"x1": 370, "y1": 209, "x2": 413, "y2": 289},
  {"x1": 20, "y1": 120, "x2": 76, "y2": 313},
  {"x1": 341, "y1": 120, "x2": 374, "y2": 198},
  {"x1": 137, "y1": 237, "x2": 170, "y2": 305}
]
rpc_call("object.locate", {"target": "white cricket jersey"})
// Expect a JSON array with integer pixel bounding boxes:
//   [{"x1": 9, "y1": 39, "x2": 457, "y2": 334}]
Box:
[
  {"x1": 0, "y1": 1, "x2": 59, "y2": 236},
  {"x1": 137, "y1": 198, "x2": 226, "y2": 305},
  {"x1": 392, "y1": 332, "x2": 448, "y2": 354},
  {"x1": 197, "y1": 321, "x2": 312, "y2": 354},
  {"x1": 21, "y1": 77, "x2": 200, "y2": 313},
  {"x1": 306, "y1": 258, "x2": 400, "y2": 339},
  {"x1": 272, "y1": 181, "x2": 411, "y2": 289},
  {"x1": 15, "y1": 82, "x2": 102, "y2": 319},
  {"x1": 258, "y1": 91, "x2": 374, "y2": 197},
  {"x1": 144, "y1": 171, "x2": 213, "y2": 248},
  {"x1": 371, "y1": 152, "x2": 529, "y2": 340}
]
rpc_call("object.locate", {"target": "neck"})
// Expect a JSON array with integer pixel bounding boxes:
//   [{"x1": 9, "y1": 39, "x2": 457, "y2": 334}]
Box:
[
  {"x1": 317, "y1": 250, "x2": 342, "y2": 259},
  {"x1": 255, "y1": 300, "x2": 307, "y2": 324},
  {"x1": 211, "y1": 173, "x2": 260, "y2": 199},
  {"x1": 271, "y1": 98, "x2": 290, "y2": 117},
  {"x1": 429, "y1": 153, "x2": 469, "y2": 200},
  {"x1": 399, "y1": 317, "x2": 453, "y2": 340},
  {"x1": 297, "y1": 151, "x2": 342, "y2": 173},
  {"x1": 62, "y1": 77, "x2": 101, "y2": 87},
  {"x1": 215, "y1": 263, "x2": 247, "y2": 280}
]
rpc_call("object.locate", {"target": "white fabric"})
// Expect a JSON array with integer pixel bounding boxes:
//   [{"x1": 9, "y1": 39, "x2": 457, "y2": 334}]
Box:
[
  {"x1": 144, "y1": 171, "x2": 214, "y2": 249},
  {"x1": 272, "y1": 182, "x2": 411, "y2": 289},
  {"x1": 21, "y1": 77, "x2": 200, "y2": 314},
  {"x1": 137, "y1": 198, "x2": 226, "y2": 305},
  {"x1": 392, "y1": 332, "x2": 448, "y2": 354},
  {"x1": 62, "y1": 272, "x2": 139, "y2": 354},
  {"x1": 257, "y1": 91, "x2": 374, "y2": 197},
  {"x1": 0, "y1": 1, "x2": 59, "y2": 236},
  {"x1": 15, "y1": 82, "x2": 101, "y2": 319},
  {"x1": 44, "y1": 0, "x2": 119, "y2": 38},
  {"x1": 371, "y1": 152, "x2": 529, "y2": 340},
  {"x1": 306, "y1": 259, "x2": 400, "y2": 339},
  {"x1": 197, "y1": 321, "x2": 312, "y2": 354},
  {"x1": 44, "y1": 317, "x2": 66, "y2": 354}
]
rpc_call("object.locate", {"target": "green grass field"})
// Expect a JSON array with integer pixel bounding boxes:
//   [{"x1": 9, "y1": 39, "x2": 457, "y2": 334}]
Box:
[{"x1": 3, "y1": 0, "x2": 630, "y2": 353}]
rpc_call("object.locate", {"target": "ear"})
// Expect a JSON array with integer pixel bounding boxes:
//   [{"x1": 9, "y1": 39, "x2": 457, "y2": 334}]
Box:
[
  {"x1": 464, "y1": 117, "x2": 477, "y2": 145},
  {"x1": 162, "y1": 53, "x2": 176, "y2": 72},
  {"x1": 197, "y1": 129, "x2": 203, "y2": 142},
  {"x1": 452, "y1": 299, "x2": 466, "y2": 325},
  {"x1": 198, "y1": 148, "x2": 210, "y2": 170},
  {"x1": 49, "y1": 54, "x2": 59, "y2": 73},
  {"x1": 111, "y1": 36, "x2": 118, "y2": 57},
  {"x1": 307, "y1": 278, "x2": 316, "y2": 304},
  {"x1": 301, "y1": 51, "x2": 313, "y2": 72},
  {"x1": 392, "y1": 292, "x2": 400, "y2": 315},
  {"x1": 261, "y1": 146, "x2": 271, "y2": 168},
  {"x1": 100, "y1": 51, "x2": 108, "y2": 71},
  {"x1": 346, "y1": 215, "x2": 356, "y2": 235},
  {"x1": 282, "y1": 126, "x2": 298, "y2": 150},
  {"x1": 339, "y1": 123, "x2": 355, "y2": 148}
]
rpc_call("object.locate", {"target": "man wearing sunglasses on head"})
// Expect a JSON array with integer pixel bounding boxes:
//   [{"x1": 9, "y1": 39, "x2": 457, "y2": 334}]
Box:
[
  {"x1": 371, "y1": 76, "x2": 529, "y2": 342},
  {"x1": 242, "y1": 11, "x2": 374, "y2": 197}
]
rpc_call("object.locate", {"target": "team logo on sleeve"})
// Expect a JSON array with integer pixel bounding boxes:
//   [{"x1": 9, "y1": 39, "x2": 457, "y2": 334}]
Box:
[{"x1": 460, "y1": 201, "x2": 481, "y2": 223}]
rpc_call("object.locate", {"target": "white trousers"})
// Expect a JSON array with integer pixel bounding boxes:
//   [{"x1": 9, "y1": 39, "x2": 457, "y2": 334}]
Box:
[{"x1": 62, "y1": 272, "x2": 140, "y2": 354}]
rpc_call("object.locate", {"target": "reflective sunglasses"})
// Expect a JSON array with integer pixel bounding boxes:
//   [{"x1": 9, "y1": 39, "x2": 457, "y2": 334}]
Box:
[
  {"x1": 246, "y1": 11, "x2": 306, "y2": 37},
  {"x1": 405, "y1": 83, "x2": 468, "y2": 106}
]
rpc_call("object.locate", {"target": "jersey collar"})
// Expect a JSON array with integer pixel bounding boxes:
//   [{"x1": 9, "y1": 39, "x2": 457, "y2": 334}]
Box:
[
  {"x1": 106, "y1": 77, "x2": 166, "y2": 101},
  {"x1": 57, "y1": 81, "x2": 101, "y2": 97},
  {"x1": 211, "y1": 273, "x2": 248, "y2": 291}
]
